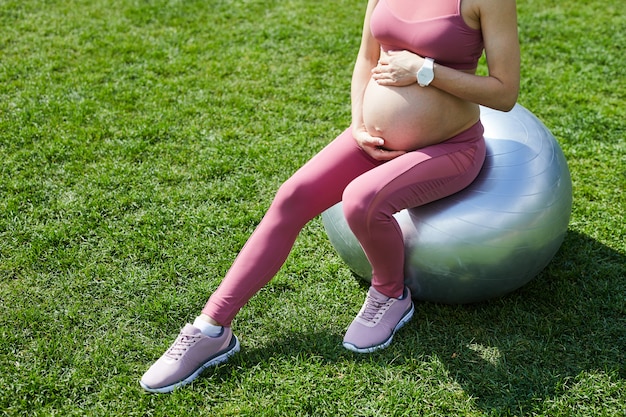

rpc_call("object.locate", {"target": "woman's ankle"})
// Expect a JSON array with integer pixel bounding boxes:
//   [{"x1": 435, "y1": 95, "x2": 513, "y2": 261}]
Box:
[
  {"x1": 198, "y1": 313, "x2": 222, "y2": 327},
  {"x1": 193, "y1": 315, "x2": 223, "y2": 337}
]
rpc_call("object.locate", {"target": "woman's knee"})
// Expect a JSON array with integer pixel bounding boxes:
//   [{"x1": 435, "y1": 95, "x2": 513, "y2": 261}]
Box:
[
  {"x1": 274, "y1": 174, "x2": 339, "y2": 220},
  {"x1": 273, "y1": 177, "x2": 312, "y2": 211},
  {"x1": 342, "y1": 181, "x2": 375, "y2": 228}
]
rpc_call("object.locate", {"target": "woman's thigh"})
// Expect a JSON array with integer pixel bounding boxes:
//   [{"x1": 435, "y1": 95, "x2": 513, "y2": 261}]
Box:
[
  {"x1": 343, "y1": 127, "x2": 486, "y2": 213},
  {"x1": 277, "y1": 127, "x2": 383, "y2": 215}
]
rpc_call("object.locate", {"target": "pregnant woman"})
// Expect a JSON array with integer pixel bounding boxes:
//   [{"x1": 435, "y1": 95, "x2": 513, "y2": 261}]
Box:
[{"x1": 141, "y1": 0, "x2": 520, "y2": 393}]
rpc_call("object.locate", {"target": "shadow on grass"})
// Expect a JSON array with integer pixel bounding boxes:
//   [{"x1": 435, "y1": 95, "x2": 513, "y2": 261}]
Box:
[
  {"x1": 406, "y1": 229, "x2": 623, "y2": 412},
  {"x1": 204, "y1": 230, "x2": 624, "y2": 413}
]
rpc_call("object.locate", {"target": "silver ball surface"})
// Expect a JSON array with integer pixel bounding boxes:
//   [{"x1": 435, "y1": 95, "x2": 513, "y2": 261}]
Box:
[{"x1": 322, "y1": 104, "x2": 572, "y2": 303}]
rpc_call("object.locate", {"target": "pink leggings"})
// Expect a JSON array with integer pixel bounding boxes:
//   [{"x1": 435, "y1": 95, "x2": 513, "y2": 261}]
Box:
[{"x1": 203, "y1": 122, "x2": 486, "y2": 325}]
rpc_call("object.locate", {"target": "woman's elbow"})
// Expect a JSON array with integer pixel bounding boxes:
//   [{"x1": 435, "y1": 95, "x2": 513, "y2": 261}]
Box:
[
  {"x1": 493, "y1": 86, "x2": 519, "y2": 112},
  {"x1": 498, "y1": 98, "x2": 517, "y2": 112}
]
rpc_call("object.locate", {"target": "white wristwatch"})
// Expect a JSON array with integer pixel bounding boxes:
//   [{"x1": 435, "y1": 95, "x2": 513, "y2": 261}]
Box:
[{"x1": 417, "y1": 57, "x2": 435, "y2": 87}]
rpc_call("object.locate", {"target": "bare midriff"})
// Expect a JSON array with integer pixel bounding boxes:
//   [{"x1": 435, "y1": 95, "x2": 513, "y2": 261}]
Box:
[{"x1": 362, "y1": 68, "x2": 479, "y2": 151}]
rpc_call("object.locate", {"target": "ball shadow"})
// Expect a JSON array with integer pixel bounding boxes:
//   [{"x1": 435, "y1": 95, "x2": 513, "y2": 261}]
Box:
[{"x1": 400, "y1": 229, "x2": 625, "y2": 412}]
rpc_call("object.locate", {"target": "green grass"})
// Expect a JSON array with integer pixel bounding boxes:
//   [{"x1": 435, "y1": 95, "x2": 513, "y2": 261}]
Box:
[{"x1": 0, "y1": 0, "x2": 624, "y2": 415}]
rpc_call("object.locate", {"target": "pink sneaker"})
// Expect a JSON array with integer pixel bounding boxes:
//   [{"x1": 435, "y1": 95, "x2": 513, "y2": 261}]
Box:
[
  {"x1": 343, "y1": 286, "x2": 414, "y2": 353},
  {"x1": 140, "y1": 324, "x2": 240, "y2": 393}
]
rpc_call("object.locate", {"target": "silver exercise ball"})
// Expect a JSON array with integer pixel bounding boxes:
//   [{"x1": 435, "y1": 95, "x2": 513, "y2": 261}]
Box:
[{"x1": 322, "y1": 104, "x2": 572, "y2": 304}]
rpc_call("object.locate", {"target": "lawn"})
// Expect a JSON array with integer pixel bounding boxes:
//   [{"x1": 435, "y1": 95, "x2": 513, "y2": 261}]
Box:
[{"x1": 0, "y1": 0, "x2": 624, "y2": 415}]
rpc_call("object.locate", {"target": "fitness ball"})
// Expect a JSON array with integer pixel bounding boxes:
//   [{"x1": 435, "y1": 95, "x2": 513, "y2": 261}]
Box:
[{"x1": 322, "y1": 104, "x2": 572, "y2": 304}]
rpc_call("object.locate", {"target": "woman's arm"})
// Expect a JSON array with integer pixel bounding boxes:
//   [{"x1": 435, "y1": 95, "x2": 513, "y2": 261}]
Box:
[
  {"x1": 372, "y1": 0, "x2": 520, "y2": 112},
  {"x1": 431, "y1": 0, "x2": 520, "y2": 111},
  {"x1": 351, "y1": 0, "x2": 380, "y2": 130},
  {"x1": 351, "y1": 0, "x2": 406, "y2": 160}
]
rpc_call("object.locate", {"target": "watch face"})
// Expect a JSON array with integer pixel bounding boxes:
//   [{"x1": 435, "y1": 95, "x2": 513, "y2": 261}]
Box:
[
  {"x1": 417, "y1": 58, "x2": 434, "y2": 86},
  {"x1": 418, "y1": 69, "x2": 433, "y2": 85}
]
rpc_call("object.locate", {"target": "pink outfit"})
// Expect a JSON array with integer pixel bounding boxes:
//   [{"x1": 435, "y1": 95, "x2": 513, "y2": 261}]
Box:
[
  {"x1": 202, "y1": 0, "x2": 487, "y2": 325},
  {"x1": 203, "y1": 124, "x2": 486, "y2": 325},
  {"x1": 370, "y1": 0, "x2": 484, "y2": 70}
]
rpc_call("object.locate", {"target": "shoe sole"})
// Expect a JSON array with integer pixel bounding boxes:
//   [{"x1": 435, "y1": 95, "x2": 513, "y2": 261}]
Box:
[
  {"x1": 140, "y1": 335, "x2": 240, "y2": 394},
  {"x1": 342, "y1": 302, "x2": 415, "y2": 354}
]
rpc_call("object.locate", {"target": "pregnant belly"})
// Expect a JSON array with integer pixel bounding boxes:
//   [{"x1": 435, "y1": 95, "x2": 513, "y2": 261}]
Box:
[{"x1": 362, "y1": 79, "x2": 479, "y2": 151}]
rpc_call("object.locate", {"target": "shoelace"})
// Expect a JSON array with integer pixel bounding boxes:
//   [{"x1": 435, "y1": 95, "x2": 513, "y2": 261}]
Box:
[
  {"x1": 164, "y1": 334, "x2": 201, "y2": 360},
  {"x1": 359, "y1": 295, "x2": 392, "y2": 322}
]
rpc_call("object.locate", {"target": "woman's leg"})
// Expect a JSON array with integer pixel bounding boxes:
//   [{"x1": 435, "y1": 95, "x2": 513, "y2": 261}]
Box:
[
  {"x1": 141, "y1": 128, "x2": 383, "y2": 393},
  {"x1": 202, "y1": 128, "x2": 382, "y2": 325},
  {"x1": 342, "y1": 122, "x2": 486, "y2": 299}
]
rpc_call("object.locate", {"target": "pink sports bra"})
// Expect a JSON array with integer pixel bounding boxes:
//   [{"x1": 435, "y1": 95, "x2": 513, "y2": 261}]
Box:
[{"x1": 370, "y1": 0, "x2": 484, "y2": 70}]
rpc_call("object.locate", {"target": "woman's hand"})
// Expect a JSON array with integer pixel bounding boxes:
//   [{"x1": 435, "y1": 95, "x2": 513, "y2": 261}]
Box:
[
  {"x1": 371, "y1": 50, "x2": 422, "y2": 87},
  {"x1": 353, "y1": 127, "x2": 406, "y2": 161}
]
